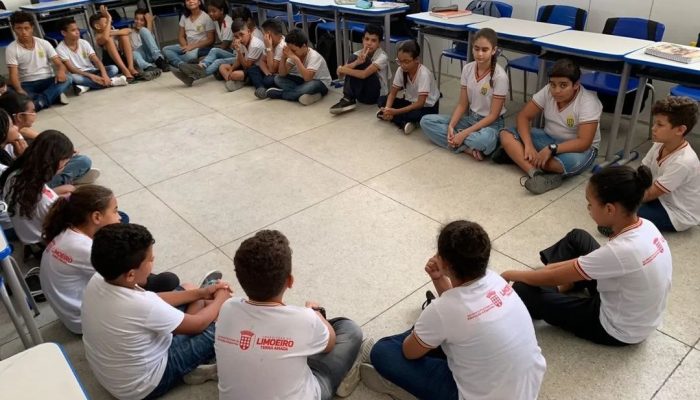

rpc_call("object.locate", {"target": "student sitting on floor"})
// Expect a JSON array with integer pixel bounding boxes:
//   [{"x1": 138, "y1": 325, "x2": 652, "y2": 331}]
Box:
[
  {"x1": 633, "y1": 96, "x2": 699, "y2": 233},
  {"x1": 129, "y1": 9, "x2": 169, "y2": 73},
  {"x1": 174, "y1": 0, "x2": 234, "y2": 85},
  {"x1": 498, "y1": 58, "x2": 602, "y2": 195},
  {"x1": 216, "y1": 230, "x2": 364, "y2": 400},
  {"x1": 377, "y1": 39, "x2": 440, "y2": 135},
  {"x1": 90, "y1": 5, "x2": 145, "y2": 81},
  {"x1": 329, "y1": 24, "x2": 390, "y2": 115},
  {"x1": 6, "y1": 11, "x2": 72, "y2": 111},
  {"x1": 263, "y1": 29, "x2": 331, "y2": 106},
  {"x1": 502, "y1": 165, "x2": 672, "y2": 346},
  {"x1": 82, "y1": 223, "x2": 231, "y2": 400},
  {"x1": 57, "y1": 18, "x2": 128, "y2": 95},
  {"x1": 420, "y1": 28, "x2": 508, "y2": 160},
  {"x1": 250, "y1": 19, "x2": 286, "y2": 99},
  {"x1": 39, "y1": 184, "x2": 180, "y2": 335},
  {"x1": 0, "y1": 75, "x2": 7, "y2": 95},
  {"x1": 364, "y1": 220, "x2": 546, "y2": 400},
  {"x1": 0, "y1": 109, "x2": 22, "y2": 241},
  {"x1": 163, "y1": 0, "x2": 215, "y2": 71},
  {"x1": 216, "y1": 18, "x2": 265, "y2": 92}
]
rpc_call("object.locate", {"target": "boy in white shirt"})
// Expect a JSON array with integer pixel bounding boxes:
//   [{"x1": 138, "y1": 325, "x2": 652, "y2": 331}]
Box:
[
  {"x1": 330, "y1": 24, "x2": 390, "y2": 114},
  {"x1": 57, "y1": 19, "x2": 128, "y2": 95},
  {"x1": 214, "y1": 19, "x2": 265, "y2": 92},
  {"x1": 249, "y1": 19, "x2": 286, "y2": 99},
  {"x1": 364, "y1": 220, "x2": 546, "y2": 400},
  {"x1": 216, "y1": 230, "x2": 365, "y2": 400},
  {"x1": 82, "y1": 223, "x2": 232, "y2": 400},
  {"x1": 264, "y1": 29, "x2": 331, "y2": 106},
  {"x1": 499, "y1": 58, "x2": 603, "y2": 194},
  {"x1": 378, "y1": 39, "x2": 440, "y2": 135},
  {"x1": 6, "y1": 12, "x2": 72, "y2": 111},
  {"x1": 130, "y1": 9, "x2": 169, "y2": 73}
]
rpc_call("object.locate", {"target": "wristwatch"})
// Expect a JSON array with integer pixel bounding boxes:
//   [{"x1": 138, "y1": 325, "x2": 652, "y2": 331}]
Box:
[{"x1": 548, "y1": 143, "x2": 558, "y2": 156}]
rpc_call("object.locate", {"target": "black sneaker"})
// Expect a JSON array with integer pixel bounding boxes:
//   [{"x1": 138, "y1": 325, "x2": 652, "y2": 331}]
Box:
[
  {"x1": 179, "y1": 63, "x2": 207, "y2": 80},
  {"x1": 154, "y1": 57, "x2": 169, "y2": 72},
  {"x1": 171, "y1": 68, "x2": 193, "y2": 86},
  {"x1": 597, "y1": 226, "x2": 614, "y2": 237},
  {"x1": 141, "y1": 67, "x2": 162, "y2": 81},
  {"x1": 523, "y1": 173, "x2": 563, "y2": 194},
  {"x1": 329, "y1": 98, "x2": 356, "y2": 114},
  {"x1": 255, "y1": 87, "x2": 267, "y2": 99},
  {"x1": 266, "y1": 87, "x2": 283, "y2": 99},
  {"x1": 491, "y1": 146, "x2": 514, "y2": 164}
]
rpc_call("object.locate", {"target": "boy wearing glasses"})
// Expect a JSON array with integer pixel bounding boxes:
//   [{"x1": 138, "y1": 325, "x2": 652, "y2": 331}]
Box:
[{"x1": 377, "y1": 39, "x2": 440, "y2": 135}]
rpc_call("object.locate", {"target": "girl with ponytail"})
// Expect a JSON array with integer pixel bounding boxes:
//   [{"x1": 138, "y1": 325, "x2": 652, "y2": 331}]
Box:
[
  {"x1": 501, "y1": 165, "x2": 672, "y2": 346},
  {"x1": 420, "y1": 27, "x2": 508, "y2": 160},
  {"x1": 0, "y1": 108, "x2": 23, "y2": 240}
]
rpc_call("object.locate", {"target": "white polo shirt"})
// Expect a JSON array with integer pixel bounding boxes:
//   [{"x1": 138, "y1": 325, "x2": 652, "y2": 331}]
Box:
[
  {"x1": 575, "y1": 219, "x2": 672, "y2": 344},
  {"x1": 532, "y1": 85, "x2": 602, "y2": 148},
  {"x1": 241, "y1": 36, "x2": 265, "y2": 66},
  {"x1": 392, "y1": 64, "x2": 440, "y2": 107},
  {"x1": 641, "y1": 141, "x2": 700, "y2": 231},
  {"x1": 461, "y1": 61, "x2": 508, "y2": 117},
  {"x1": 179, "y1": 12, "x2": 215, "y2": 44},
  {"x1": 353, "y1": 47, "x2": 391, "y2": 96},
  {"x1": 56, "y1": 39, "x2": 96, "y2": 72},
  {"x1": 6, "y1": 37, "x2": 57, "y2": 82},
  {"x1": 4, "y1": 171, "x2": 58, "y2": 244},
  {"x1": 413, "y1": 270, "x2": 546, "y2": 400},
  {"x1": 215, "y1": 15, "x2": 233, "y2": 42},
  {"x1": 287, "y1": 48, "x2": 332, "y2": 87}
]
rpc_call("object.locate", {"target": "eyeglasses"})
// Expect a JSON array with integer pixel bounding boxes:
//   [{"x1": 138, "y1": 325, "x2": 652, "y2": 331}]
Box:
[{"x1": 395, "y1": 57, "x2": 415, "y2": 66}]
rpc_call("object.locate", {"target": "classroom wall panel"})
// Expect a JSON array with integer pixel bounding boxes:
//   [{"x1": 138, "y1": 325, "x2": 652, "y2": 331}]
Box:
[{"x1": 649, "y1": 0, "x2": 700, "y2": 44}]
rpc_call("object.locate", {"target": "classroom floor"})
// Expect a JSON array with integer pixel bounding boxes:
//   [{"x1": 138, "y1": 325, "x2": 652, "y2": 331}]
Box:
[{"x1": 0, "y1": 72, "x2": 698, "y2": 400}]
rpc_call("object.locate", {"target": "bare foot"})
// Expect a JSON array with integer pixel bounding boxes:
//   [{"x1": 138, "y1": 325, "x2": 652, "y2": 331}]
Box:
[{"x1": 465, "y1": 149, "x2": 484, "y2": 161}]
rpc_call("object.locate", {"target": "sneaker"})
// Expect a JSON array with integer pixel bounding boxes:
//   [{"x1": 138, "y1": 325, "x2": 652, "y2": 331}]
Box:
[
  {"x1": 266, "y1": 87, "x2": 283, "y2": 99},
  {"x1": 110, "y1": 75, "x2": 128, "y2": 86},
  {"x1": 360, "y1": 363, "x2": 414, "y2": 400},
  {"x1": 59, "y1": 93, "x2": 70, "y2": 105},
  {"x1": 329, "y1": 98, "x2": 356, "y2": 114},
  {"x1": 490, "y1": 146, "x2": 514, "y2": 164},
  {"x1": 336, "y1": 338, "x2": 375, "y2": 397},
  {"x1": 403, "y1": 122, "x2": 416, "y2": 135},
  {"x1": 254, "y1": 87, "x2": 268, "y2": 99},
  {"x1": 141, "y1": 67, "x2": 161, "y2": 81},
  {"x1": 24, "y1": 266, "x2": 45, "y2": 303},
  {"x1": 183, "y1": 363, "x2": 217, "y2": 385},
  {"x1": 74, "y1": 85, "x2": 90, "y2": 96},
  {"x1": 299, "y1": 93, "x2": 322, "y2": 106},
  {"x1": 597, "y1": 225, "x2": 614, "y2": 237},
  {"x1": 523, "y1": 173, "x2": 563, "y2": 194},
  {"x1": 171, "y1": 68, "x2": 194, "y2": 87},
  {"x1": 179, "y1": 63, "x2": 207, "y2": 80},
  {"x1": 154, "y1": 56, "x2": 169, "y2": 72},
  {"x1": 73, "y1": 168, "x2": 101, "y2": 185},
  {"x1": 225, "y1": 80, "x2": 245, "y2": 92},
  {"x1": 376, "y1": 109, "x2": 384, "y2": 119},
  {"x1": 199, "y1": 270, "x2": 223, "y2": 288}
]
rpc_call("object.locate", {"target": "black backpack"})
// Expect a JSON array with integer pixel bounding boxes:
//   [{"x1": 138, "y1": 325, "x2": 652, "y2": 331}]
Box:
[
  {"x1": 466, "y1": 1, "x2": 502, "y2": 18},
  {"x1": 315, "y1": 32, "x2": 338, "y2": 80}
]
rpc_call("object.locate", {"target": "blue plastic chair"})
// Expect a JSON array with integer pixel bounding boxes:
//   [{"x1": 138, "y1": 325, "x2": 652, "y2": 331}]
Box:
[
  {"x1": 669, "y1": 33, "x2": 700, "y2": 102},
  {"x1": 266, "y1": 9, "x2": 323, "y2": 31},
  {"x1": 507, "y1": 5, "x2": 587, "y2": 101},
  {"x1": 437, "y1": 1, "x2": 513, "y2": 88}
]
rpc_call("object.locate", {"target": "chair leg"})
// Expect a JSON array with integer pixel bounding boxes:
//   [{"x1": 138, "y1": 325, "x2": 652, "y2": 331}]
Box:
[
  {"x1": 523, "y1": 70, "x2": 528, "y2": 103},
  {"x1": 438, "y1": 54, "x2": 443, "y2": 88},
  {"x1": 506, "y1": 64, "x2": 513, "y2": 101},
  {"x1": 647, "y1": 83, "x2": 656, "y2": 140}
]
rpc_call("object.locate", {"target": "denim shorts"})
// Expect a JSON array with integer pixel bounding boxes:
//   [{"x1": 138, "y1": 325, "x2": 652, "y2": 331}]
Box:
[{"x1": 502, "y1": 127, "x2": 597, "y2": 176}]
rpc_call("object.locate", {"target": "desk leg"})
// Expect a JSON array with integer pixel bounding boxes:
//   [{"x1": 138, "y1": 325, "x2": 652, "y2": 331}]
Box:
[
  {"x1": 535, "y1": 57, "x2": 547, "y2": 128},
  {"x1": 0, "y1": 280, "x2": 31, "y2": 348},
  {"x1": 2, "y1": 257, "x2": 43, "y2": 346},
  {"x1": 334, "y1": 11, "x2": 343, "y2": 67},
  {"x1": 82, "y1": 8, "x2": 96, "y2": 50},
  {"x1": 301, "y1": 12, "x2": 309, "y2": 37},
  {"x1": 603, "y1": 62, "x2": 631, "y2": 162},
  {"x1": 383, "y1": 14, "x2": 390, "y2": 55},
  {"x1": 30, "y1": 13, "x2": 45, "y2": 40},
  {"x1": 342, "y1": 16, "x2": 349, "y2": 62},
  {"x1": 286, "y1": 3, "x2": 294, "y2": 32},
  {"x1": 617, "y1": 76, "x2": 647, "y2": 165}
]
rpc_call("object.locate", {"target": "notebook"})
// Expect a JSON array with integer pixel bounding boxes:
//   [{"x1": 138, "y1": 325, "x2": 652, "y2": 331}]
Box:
[
  {"x1": 644, "y1": 42, "x2": 700, "y2": 64},
  {"x1": 429, "y1": 10, "x2": 473, "y2": 19}
]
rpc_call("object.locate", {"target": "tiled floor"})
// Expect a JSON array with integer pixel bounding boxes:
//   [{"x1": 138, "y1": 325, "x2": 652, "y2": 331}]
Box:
[{"x1": 1, "y1": 73, "x2": 698, "y2": 400}]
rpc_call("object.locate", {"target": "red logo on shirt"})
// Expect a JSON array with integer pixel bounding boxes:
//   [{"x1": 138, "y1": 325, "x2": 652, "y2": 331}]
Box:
[
  {"x1": 239, "y1": 330, "x2": 254, "y2": 350},
  {"x1": 643, "y1": 237, "x2": 667, "y2": 266},
  {"x1": 500, "y1": 284, "x2": 514, "y2": 297},
  {"x1": 486, "y1": 290, "x2": 502, "y2": 307}
]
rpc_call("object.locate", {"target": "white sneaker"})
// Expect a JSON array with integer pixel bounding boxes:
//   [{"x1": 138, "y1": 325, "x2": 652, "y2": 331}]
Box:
[
  {"x1": 403, "y1": 122, "x2": 416, "y2": 135},
  {"x1": 111, "y1": 75, "x2": 128, "y2": 86},
  {"x1": 336, "y1": 338, "x2": 375, "y2": 397},
  {"x1": 298, "y1": 93, "x2": 322, "y2": 106},
  {"x1": 360, "y1": 363, "x2": 415, "y2": 400},
  {"x1": 73, "y1": 168, "x2": 100, "y2": 185},
  {"x1": 74, "y1": 85, "x2": 90, "y2": 96},
  {"x1": 183, "y1": 363, "x2": 217, "y2": 385},
  {"x1": 225, "y1": 80, "x2": 245, "y2": 92},
  {"x1": 59, "y1": 93, "x2": 70, "y2": 105}
]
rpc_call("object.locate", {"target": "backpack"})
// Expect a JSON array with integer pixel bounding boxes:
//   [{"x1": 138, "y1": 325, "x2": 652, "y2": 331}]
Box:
[
  {"x1": 315, "y1": 32, "x2": 338, "y2": 80},
  {"x1": 466, "y1": 0, "x2": 502, "y2": 18}
]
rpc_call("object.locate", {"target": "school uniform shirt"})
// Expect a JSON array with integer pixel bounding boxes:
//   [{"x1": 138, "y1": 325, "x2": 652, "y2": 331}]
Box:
[
  {"x1": 532, "y1": 85, "x2": 602, "y2": 149},
  {"x1": 215, "y1": 298, "x2": 330, "y2": 400},
  {"x1": 286, "y1": 48, "x2": 332, "y2": 87},
  {"x1": 413, "y1": 270, "x2": 546, "y2": 400},
  {"x1": 272, "y1": 37, "x2": 286, "y2": 62},
  {"x1": 179, "y1": 12, "x2": 216, "y2": 44},
  {"x1": 56, "y1": 39, "x2": 96, "y2": 72},
  {"x1": 39, "y1": 228, "x2": 94, "y2": 334},
  {"x1": 3, "y1": 171, "x2": 57, "y2": 244},
  {"x1": 6, "y1": 37, "x2": 57, "y2": 82},
  {"x1": 241, "y1": 36, "x2": 265, "y2": 67},
  {"x1": 642, "y1": 142, "x2": 700, "y2": 231},
  {"x1": 353, "y1": 47, "x2": 391, "y2": 96},
  {"x1": 130, "y1": 29, "x2": 143, "y2": 50},
  {"x1": 461, "y1": 61, "x2": 508, "y2": 117},
  {"x1": 82, "y1": 275, "x2": 185, "y2": 400},
  {"x1": 575, "y1": 218, "x2": 672, "y2": 344},
  {"x1": 253, "y1": 27, "x2": 264, "y2": 41},
  {"x1": 392, "y1": 64, "x2": 440, "y2": 107},
  {"x1": 215, "y1": 15, "x2": 233, "y2": 43}
]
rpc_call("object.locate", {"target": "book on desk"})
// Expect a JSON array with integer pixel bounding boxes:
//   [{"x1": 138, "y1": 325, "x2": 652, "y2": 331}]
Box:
[
  {"x1": 644, "y1": 42, "x2": 700, "y2": 64},
  {"x1": 429, "y1": 10, "x2": 472, "y2": 19}
]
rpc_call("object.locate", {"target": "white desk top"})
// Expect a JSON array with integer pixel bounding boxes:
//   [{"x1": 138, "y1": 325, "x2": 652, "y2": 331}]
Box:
[
  {"x1": 534, "y1": 30, "x2": 653, "y2": 60},
  {"x1": 290, "y1": 0, "x2": 336, "y2": 8},
  {"x1": 468, "y1": 17, "x2": 569, "y2": 40},
  {"x1": 625, "y1": 45, "x2": 700, "y2": 75},
  {"x1": 0, "y1": 343, "x2": 88, "y2": 399},
  {"x1": 335, "y1": 2, "x2": 409, "y2": 16},
  {"x1": 407, "y1": 12, "x2": 494, "y2": 29},
  {"x1": 20, "y1": 0, "x2": 92, "y2": 11}
]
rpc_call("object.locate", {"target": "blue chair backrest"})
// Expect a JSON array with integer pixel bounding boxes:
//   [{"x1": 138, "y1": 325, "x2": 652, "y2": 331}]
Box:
[
  {"x1": 537, "y1": 5, "x2": 587, "y2": 31},
  {"x1": 603, "y1": 17, "x2": 665, "y2": 41},
  {"x1": 492, "y1": 1, "x2": 513, "y2": 18},
  {"x1": 419, "y1": 0, "x2": 430, "y2": 13}
]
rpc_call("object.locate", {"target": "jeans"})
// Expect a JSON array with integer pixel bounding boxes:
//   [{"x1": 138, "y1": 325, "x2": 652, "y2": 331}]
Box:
[
  {"x1": 145, "y1": 323, "x2": 216, "y2": 399},
  {"x1": 21, "y1": 76, "x2": 73, "y2": 111},
  {"x1": 308, "y1": 318, "x2": 363, "y2": 400},
  {"x1": 132, "y1": 27, "x2": 163, "y2": 70},
  {"x1": 273, "y1": 75, "x2": 328, "y2": 101},
  {"x1": 370, "y1": 329, "x2": 459, "y2": 400},
  {"x1": 343, "y1": 54, "x2": 381, "y2": 104},
  {"x1": 420, "y1": 111, "x2": 504, "y2": 155},
  {"x1": 70, "y1": 66, "x2": 120, "y2": 90},
  {"x1": 513, "y1": 229, "x2": 629, "y2": 346},
  {"x1": 201, "y1": 47, "x2": 235, "y2": 76},
  {"x1": 163, "y1": 45, "x2": 210, "y2": 69},
  {"x1": 48, "y1": 154, "x2": 92, "y2": 187},
  {"x1": 246, "y1": 66, "x2": 276, "y2": 89},
  {"x1": 639, "y1": 199, "x2": 676, "y2": 232},
  {"x1": 378, "y1": 96, "x2": 440, "y2": 128},
  {"x1": 502, "y1": 127, "x2": 597, "y2": 176}
]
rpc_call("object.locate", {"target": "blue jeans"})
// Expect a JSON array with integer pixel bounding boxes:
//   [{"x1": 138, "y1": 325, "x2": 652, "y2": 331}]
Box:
[
  {"x1": 70, "y1": 66, "x2": 119, "y2": 90},
  {"x1": 246, "y1": 66, "x2": 276, "y2": 89},
  {"x1": 378, "y1": 96, "x2": 440, "y2": 129},
  {"x1": 48, "y1": 154, "x2": 92, "y2": 187},
  {"x1": 145, "y1": 323, "x2": 216, "y2": 399},
  {"x1": 502, "y1": 127, "x2": 597, "y2": 176},
  {"x1": 133, "y1": 28, "x2": 163, "y2": 70},
  {"x1": 163, "y1": 46, "x2": 211, "y2": 69},
  {"x1": 370, "y1": 329, "x2": 459, "y2": 400},
  {"x1": 201, "y1": 47, "x2": 235, "y2": 76},
  {"x1": 273, "y1": 75, "x2": 328, "y2": 101},
  {"x1": 421, "y1": 111, "x2": 504, "y2": 155},
  {"x1": 21, "y1": 76, "x2": 73, "y2": 111},
  {"x1": 308, "y1": 318, "x2": 363, "y2": 400},
  {"x1": 639, "y1": 199, "x2": 676, "y2": 232}
]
